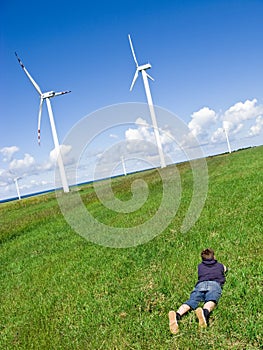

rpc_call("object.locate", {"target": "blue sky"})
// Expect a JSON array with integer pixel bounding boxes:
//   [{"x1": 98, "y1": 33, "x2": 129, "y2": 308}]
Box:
[{"x1": 1, "y1": 0, "x2": 263, "y2": 200}]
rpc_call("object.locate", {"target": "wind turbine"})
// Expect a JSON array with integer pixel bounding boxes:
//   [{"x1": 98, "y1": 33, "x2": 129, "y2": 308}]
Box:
[
  {"x1": 14, "y1": 177, "x2": 22, "y2": 200},
  {"x1": 121, "y1": 156, "x2": 127, "y2": 176},
  {"x1": 128, "y1": 34, "x2": 166, "y2": 168},
  {"x1": 223, "y1": 121, "x2": 232, "y2": 154},
  {"x1": 15, "y1": 52, "x2": 70, "y2": 193}
]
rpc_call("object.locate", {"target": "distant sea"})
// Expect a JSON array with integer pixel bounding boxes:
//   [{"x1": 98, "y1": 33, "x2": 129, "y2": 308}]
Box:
[
  {"x1": 0, "y1": 188, "x2": 57, "y2": 204},
  {"x1": 0, "y1": 174, "x2": 124, "y2": 204}
]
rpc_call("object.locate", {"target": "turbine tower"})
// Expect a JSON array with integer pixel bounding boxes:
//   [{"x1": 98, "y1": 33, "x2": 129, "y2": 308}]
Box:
[
  {"x1": 128, "y1": 34, "x2": 166, "y2": 168},
  {"x1": 14, "y1": 177, "x2": 21, "y2": 200},
  {"x1": 223, "y1": 121, "x2": 232, "y2": 154},
  {"x1": 15, "y1": 53, "x2": 70, "y2": 193},
  {"x1": 121, "y1": 156, "x2": 127, "y2": 176}
]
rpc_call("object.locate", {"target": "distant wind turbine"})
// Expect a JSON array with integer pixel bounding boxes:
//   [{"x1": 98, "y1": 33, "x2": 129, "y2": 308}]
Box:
[
  {"x1": 15, "y1": 52, "x2": 70, "y2": 193},
  {"x1": 14, "y1": 176, "x2": 21, "y2": 200},
  {"x1": 223, "y1": 121, "x2": 232, "y2": 154},
  {"x1": 128, "y1": 34, "x2": 166, "y2": 168},
  {"x1": 121, "y1": 156, "x2": 127, "y2": 176}
]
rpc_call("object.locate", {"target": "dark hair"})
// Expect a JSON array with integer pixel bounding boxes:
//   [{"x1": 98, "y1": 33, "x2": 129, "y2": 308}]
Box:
[{"x1": 201, "y1": 248, "x2": 214, "y2": 260}]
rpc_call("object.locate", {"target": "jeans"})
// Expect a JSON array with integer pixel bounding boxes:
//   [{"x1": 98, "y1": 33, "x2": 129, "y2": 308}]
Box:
[{"x1": 185, "y1": 281, "x2": 222, "y2": 310}]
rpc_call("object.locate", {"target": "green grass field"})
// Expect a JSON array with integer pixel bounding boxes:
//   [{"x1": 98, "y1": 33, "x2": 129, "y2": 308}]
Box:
[{"x1": 0, "y1": 146, "x2": 262, "y2": 349}]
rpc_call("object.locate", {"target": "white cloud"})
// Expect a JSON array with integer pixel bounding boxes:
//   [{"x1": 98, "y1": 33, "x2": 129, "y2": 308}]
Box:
[
  {"x1": 43, "y1": 144, "x2": 73, "y2": 170},
  {"x1": 222, "y1": 120, "x2": 231, "y2": 131},
  {"x1": 125, "y1": 118, "x2": 155, "y2": 144},
  {"x1": 125, "y1": 127, "x2": 145, "y2": 141},
  {"x1": 222, "y1": 99, "x2": 263, "y2": 134},
  {"x1": 49, "y1": 144, "x2": 72, "y2": 164},
  {"x1": 249, "y1": 115, "x2": 263, "y2": 136},
  {"x1": 135, "y1": 117, "x2": 149, "y2": 127},
  {"x1": 223, "y1": 99, "x2": 260, "y2": 122},
  {"x1": 232, "y1": 123, "x2": 243, "y2": 135},
  {"x1": 0, "y1": 146, "x2": 19, "y2": 162},
  {"x1": 126, "y1": 118, "x2": 154, "y2": 142},
  {"x1": 19, "y1": 179, "x2": 49, "y2": 190},
  {"x1": 210, "y1": 99, "x2": 263, "y2": 144},
  {"x1": 0, "y1": 145, "x2": 74, "y2": 200},
  {"x1": 9, "y1": 153, "x2": 36, "y2": 172},
  {"x1": 93, "y1": 117, "x2": 172, "y2": 175},
  {"x1": 188, "y1": 107, "x2": 217, "y2": 138},
  {"x1": 0, "y1": 168, "x2": 13, "y2": 187},
  {"x1": 126, "y1": 117, "x2": 174, "y2": 145},
  {"x1": 211, "y1": 127, "x2": 225, "y2": 144}
]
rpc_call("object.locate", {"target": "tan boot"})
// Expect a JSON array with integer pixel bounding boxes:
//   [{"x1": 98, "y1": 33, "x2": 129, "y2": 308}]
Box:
[
  {"x1": 168, "y1": 310, "x2": 179, "y2": 334},
  {"x1": 195, "y1": 307, "x2": 207, "y2": 328}
]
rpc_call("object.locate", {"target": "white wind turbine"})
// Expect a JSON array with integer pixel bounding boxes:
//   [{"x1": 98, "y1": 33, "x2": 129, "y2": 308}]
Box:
[
  {"x1": 121, "y1": 156, "x2": 127, "y2": 176},
  {"x1": 223, "y1": 120, "x2": 232, "y2": 154},
  {"x1": 128, "y1": 34, "x2": 166, "y2": 169},
  {"x1": 15, "y1": 52, "x2": 70, "y2": 193},
  {"x1": 14, "y1": 176, "x2": 22, "y2": 200}
]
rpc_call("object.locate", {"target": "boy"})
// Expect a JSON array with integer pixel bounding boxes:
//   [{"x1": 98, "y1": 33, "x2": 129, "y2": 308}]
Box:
[{"x1": 168, "y1": 248, "x2": 227, "y2": 334}]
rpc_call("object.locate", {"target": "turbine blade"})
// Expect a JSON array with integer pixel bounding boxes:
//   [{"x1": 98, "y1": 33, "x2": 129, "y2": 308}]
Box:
[
  {"x1": 38, "y1": 98, "x2": 44, "y2": 145},
  {"x1": 130, "y1": 69, "x2": 139, "y2": 91},
  {"x1": 128, "y1": 34, "x2": 139, "y2": 67},
  {"x1": 54, "y1": 90, "x2": 71, "y2": 97},
  {"x1": 15, "y1": 52, "x2": 42, "y2": 95},
  {"x1": 146, "y1": 72, "x2": 154, "y2": 81}
]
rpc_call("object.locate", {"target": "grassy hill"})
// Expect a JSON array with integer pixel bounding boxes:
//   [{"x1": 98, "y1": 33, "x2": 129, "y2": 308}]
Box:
[{"x1": 0, "y1": 146, "x2": 262, "y2": 349}]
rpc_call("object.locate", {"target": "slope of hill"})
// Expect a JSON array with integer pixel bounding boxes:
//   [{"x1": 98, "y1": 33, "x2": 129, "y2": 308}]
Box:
[{"x1": 0, "y1": 146, "x2": 262, "y2": 349}]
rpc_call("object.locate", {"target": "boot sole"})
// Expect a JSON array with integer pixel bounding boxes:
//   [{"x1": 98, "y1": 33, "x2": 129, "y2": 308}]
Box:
[
  {"x1": 168, "y1": 310, "x2": 179, "y2": 334},
  {"x1": 195, "y1": 307, "x2": 207, "y2": 327}
]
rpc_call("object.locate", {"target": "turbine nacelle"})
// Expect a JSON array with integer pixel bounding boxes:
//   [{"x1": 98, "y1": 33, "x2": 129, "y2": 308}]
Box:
[
  {"x1": 137, "y1": 63, "x2": 152, "y2": 71},
  {"x1": 41, "y1": 90, "x2": 71, "y2": 99},
  {"x1": 130, "y1": 65, "x2": 154, "y2": 91},
  {"x1": 14, "y1": 177, "x2": 21, "y2": 182},
  {"x1": 41, "y1": 91, "x2": 56, "y2": 99}
]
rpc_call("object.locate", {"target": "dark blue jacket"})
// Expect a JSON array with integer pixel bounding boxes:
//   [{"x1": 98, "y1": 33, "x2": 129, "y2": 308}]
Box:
[{"x1": 196, "y1": 259, "x2": 226, "y2": 287}]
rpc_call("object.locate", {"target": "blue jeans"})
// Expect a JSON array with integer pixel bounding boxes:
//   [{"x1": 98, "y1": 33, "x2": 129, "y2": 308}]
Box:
[{"x1": 185, "y1": 281, "x2": 222, "y2": 310}]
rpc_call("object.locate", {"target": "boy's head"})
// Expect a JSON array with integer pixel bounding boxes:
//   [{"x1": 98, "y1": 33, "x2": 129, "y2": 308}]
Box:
[{"x1": 201, "y1": 248, "x2": 215, "y2": 260}]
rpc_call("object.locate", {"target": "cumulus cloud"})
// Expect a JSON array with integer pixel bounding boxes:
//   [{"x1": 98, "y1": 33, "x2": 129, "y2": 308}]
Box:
[
  {"x1": 0, "y1": 152, "x2": 37, "y2": 192},
  {"x1": 188, "y1": 107, "x2": 217, "y2": 138},
  {"x1": 19, "y1": 179, "x2": 49, "y2": 190},
  {"x1": 223, "y1": 120, "x2": 231, "y2": 131},
  {"x1": 126, "y1": 117, "x2": 174, "y2": 145},
  {"x1": 42, "y1": 144, "x2": 73, "y2": 170},
  {"x1": 9, "y1": 153, "x2": 36, "y2": 173},
  {"x1": 0, "y1": 146, "x2": 19, "y2": 162},
  {"x1": 222, "y1": 99, "x2": 263, "y2": 134},
  {"x1": 93, "y1": 117, "x2": 174, "y2": 174},
  {"x1": 210, "y1": 99, "x2": 263, "y2": 144},
  {"x1": 249, "y1": 115, "x2": 263, "y2": 136},
  {"x1": 1, "y1": 145, "x2": 73, "y2": 191},
  {"x1": 126, "y1": 118, "x2": 153, "y2": 142},
  {"x1": 0, "y1": 145, "x2": 75, "y2": 199},
  {"x1": 211, "y1": 127, "x2": 225, "y2": 144},
  {"x1": 126, "y1": 118, "x2": 156, "y2": 151},
  {"x1": 0, "y1": 168, "x2": 14, "y2": 187},
  {"x1": 125, "y1": 117, "x2": 175, "y2": 158},
  {"x1": 223, "y1": 99, "x2": 260, "y2": 122},
  {"x1": 49, "y1": 144, "x2": 72, "y2": 164}
]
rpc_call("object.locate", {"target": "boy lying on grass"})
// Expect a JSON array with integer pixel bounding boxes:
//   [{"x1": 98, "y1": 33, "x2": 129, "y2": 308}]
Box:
[{"x1": 169, "y1": 248, "x2": 228, "y2": 334}]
